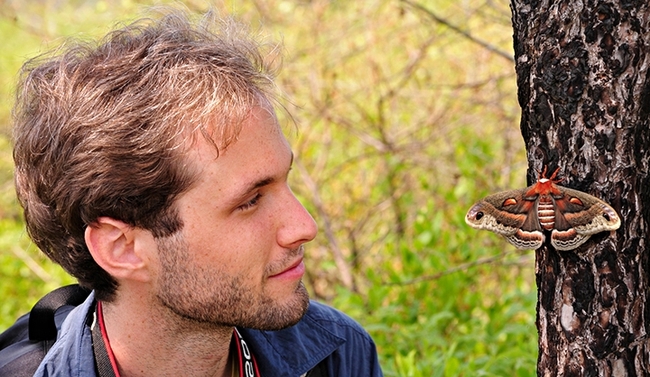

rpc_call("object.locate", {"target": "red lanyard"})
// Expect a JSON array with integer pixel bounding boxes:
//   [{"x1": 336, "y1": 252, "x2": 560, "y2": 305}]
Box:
[
  {"x1": 93, "y1": 302, "x2": 260, "y2": 377},
  {"x1": 231, "y1": 327, "x2": 261, "y2": 377},
  {"x1": 91, "y1": 301, "x2": 120, "y2": 377}
]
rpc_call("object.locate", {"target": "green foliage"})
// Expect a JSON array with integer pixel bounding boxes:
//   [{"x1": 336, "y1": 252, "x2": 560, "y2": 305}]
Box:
[
  {"x1": 325, "y1": 146, "x2": 537, "y2": 375},
  {"x1": 0, "y1": 0, "x2": 537, "y2": 375}
]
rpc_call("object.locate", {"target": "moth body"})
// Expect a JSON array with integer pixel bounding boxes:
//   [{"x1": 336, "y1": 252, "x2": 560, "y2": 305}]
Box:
[{"x1": 536, "y1": 196, "x2": 555, "y2": 230}]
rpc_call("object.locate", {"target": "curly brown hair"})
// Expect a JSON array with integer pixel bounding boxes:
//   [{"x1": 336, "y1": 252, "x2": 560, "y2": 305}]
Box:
[{"x1": 12, "y1": 9, "x2": 278, "y2": 301}]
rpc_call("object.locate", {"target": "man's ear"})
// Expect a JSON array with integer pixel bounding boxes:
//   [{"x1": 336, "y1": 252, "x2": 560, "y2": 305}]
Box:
[{"x1": 85, "y1": 217, "x2": 150, "y2": 283}]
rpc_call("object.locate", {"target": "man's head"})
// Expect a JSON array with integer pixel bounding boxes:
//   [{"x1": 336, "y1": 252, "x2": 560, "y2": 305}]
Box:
[
  {"x1": 12, "y1": 10, "x2": 283, "y2": 302},
  {"x1": 148, "y1": 102, "x2": 318, "y2": 329}
]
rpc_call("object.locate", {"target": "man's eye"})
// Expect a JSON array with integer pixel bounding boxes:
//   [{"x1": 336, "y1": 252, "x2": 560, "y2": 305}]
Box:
[{"x1": 238, "y1": 193, "x2": 262, "y2": 211}]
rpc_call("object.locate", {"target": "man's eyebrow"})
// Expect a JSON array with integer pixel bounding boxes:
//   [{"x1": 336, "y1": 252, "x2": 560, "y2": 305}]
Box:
[
  {"x1": 230, "y1": 151, "x2": 294, "y2": 204},
  {"x1": 244, "y1": 176, "x2": 275, "y2": 194}
]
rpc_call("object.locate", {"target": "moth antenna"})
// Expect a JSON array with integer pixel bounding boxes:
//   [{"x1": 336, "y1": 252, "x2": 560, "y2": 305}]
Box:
[
  {"x1": 549, "y1": 167, "x2": 564, "y2": 183},
  {"x1": 538, "y1": 166, "x2": 547, "y2": 180}
]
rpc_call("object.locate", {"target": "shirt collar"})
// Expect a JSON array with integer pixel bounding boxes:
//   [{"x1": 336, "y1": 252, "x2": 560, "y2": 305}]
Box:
[{"x1": 237, "y1": 301, "x2": 346, "y2": 377}]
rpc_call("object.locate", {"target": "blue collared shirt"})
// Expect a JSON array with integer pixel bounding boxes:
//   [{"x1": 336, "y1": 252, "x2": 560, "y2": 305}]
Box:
[{"x1": 34, "y1": 292, "x2": 383, "y2": 377}]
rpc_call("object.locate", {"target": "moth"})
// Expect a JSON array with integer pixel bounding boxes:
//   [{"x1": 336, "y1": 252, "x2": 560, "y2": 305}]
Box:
[{"x1": 465, "y1": 168, "x2": 621, "y2": 250}]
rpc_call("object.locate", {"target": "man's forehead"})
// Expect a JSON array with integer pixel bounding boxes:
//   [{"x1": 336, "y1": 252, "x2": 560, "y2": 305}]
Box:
[
  {"x1": 181, "y1": 103, "x2": 286, "y2": 169},
  {"x1": 184, "y1": 97, "x2": 279, "y2": 151}
]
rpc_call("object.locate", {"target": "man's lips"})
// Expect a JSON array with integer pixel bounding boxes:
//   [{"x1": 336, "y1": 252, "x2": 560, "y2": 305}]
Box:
[{"x1": 269, "y1": 258, "x2": 305, "y2": 280}]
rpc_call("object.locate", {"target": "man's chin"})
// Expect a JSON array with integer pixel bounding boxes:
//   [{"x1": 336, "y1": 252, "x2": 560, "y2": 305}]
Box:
[{"x1": 251, "y1": 285, "x2": 310, "y2": 331}]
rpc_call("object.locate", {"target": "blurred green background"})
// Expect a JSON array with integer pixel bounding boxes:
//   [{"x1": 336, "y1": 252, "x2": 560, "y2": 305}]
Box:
[{"x1": 0, "y1": 0, "x2": 536, "y2": 375}]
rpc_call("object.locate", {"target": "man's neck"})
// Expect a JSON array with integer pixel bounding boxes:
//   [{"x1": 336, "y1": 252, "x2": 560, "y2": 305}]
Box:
[{"x1": 99, "y1": 293, "x2": 234, "y2": 377}]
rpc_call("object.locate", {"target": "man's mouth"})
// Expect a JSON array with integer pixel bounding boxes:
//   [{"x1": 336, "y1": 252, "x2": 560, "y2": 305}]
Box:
[{"x1": 269, "y1": 258, "x2": 305, "y2": 280}]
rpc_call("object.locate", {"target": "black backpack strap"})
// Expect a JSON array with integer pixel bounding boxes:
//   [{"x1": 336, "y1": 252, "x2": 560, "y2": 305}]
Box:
[
  {"x1": 29, "y1": 284, "x2": 91, "y2": 342},
  {"x1": 306, "y1": 358, "x2": 328, "y2": 377},
  {"x1": 0, "y1": 284, "x2": 91, "y2": 377}
]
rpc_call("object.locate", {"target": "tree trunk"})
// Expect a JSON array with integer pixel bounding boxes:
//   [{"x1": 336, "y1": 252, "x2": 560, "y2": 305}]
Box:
[{"x1": 510, "y1": 0, "x2": 650, "y2": 375}]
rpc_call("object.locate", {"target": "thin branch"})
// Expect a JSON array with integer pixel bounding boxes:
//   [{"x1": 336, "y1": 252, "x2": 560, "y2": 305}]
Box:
[
  {"x1": 400, "y1": 0, "x2": 514, "y2": 63},
  {"x1": 11, "y1": 246, "x2": 54, "y2": 284},
  {"x1": 387, "y1": 248, "x2": 531, "y2": 285},
  {"x1": 294, "y1": 157, "x2": 356, "y2": 290}
]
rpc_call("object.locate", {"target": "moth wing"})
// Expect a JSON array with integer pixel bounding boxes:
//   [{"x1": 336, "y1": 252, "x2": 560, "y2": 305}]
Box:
[
  {"x1": 550, "y1": 186, "x2": 620, "y2": 250},
  {"x1": 550, "y1": 229, "x2": 590, "y2": 250},
  {"x1": 466, "y1": 187, "x2": 544, "y2": 249},
  {"x1": 552, "y1": 186, "x2": 620, "y2": 234},
  {"x1": 505, "y1": 229, "x2": 545, "y2": 250}
]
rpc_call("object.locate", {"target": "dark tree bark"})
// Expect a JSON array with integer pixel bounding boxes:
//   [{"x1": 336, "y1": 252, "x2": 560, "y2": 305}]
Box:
[{"x1": 510, "y1": 0, "x2": 650, "y2": 375}]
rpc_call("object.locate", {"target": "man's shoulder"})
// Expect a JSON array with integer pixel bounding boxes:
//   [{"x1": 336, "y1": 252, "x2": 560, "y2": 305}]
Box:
[
  {"x1": 33, "y1": 291, "x2": 97, "y2": 377},
  {"x1": 239, "y1": 300, "x2": 382, "y2": 377},
  {"x1": 243, "y1": 300, "x2": 374, "y2": 349},
  {"x1": 302, "y1": 300, "x2": 373, "y2": 339}
]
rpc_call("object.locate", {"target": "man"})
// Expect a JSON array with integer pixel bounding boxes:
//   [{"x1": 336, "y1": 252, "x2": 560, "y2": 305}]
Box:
[{"x1": 11, "y1": 8, "x2": 382, "y2": 377}]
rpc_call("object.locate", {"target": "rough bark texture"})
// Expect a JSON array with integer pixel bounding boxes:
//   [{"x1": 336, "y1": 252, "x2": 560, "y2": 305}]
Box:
[{"x1": 510, "y1": 0, "x2": 650, "y2": 375}]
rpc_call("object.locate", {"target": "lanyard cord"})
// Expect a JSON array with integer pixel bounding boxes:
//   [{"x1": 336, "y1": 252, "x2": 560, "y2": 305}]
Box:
[
  {"x1": 91, "y1": 301, "x2": 118, "y2": 377},
  {"x1": 231, "y1": 327, "x2": 261, "y2": 377},
  {"x1": 91, "y1": 302, "x2": 261, "y2": 377}
]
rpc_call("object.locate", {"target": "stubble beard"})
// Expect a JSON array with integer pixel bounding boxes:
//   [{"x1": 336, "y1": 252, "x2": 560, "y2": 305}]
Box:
[{"x1": 154, "y1": 232, "x2": 310, "y2": 331}]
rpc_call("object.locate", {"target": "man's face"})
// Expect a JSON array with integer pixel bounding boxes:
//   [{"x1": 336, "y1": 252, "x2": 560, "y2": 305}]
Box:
[{"x1": 153, "y1": 103, "x2": 318, "y2": 330}]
